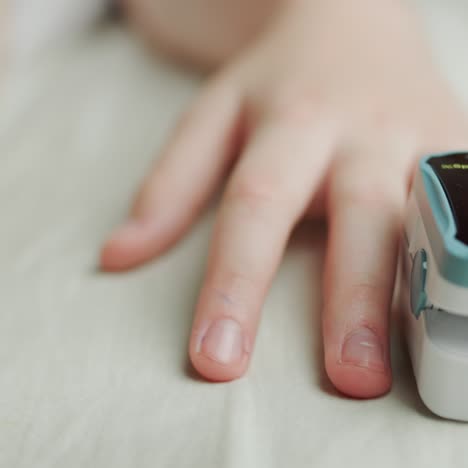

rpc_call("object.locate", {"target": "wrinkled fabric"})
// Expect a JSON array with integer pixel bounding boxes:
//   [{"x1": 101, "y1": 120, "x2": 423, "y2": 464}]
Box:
[{"x1": 1, "y1": 3, "x2": 468, "y2": 466}]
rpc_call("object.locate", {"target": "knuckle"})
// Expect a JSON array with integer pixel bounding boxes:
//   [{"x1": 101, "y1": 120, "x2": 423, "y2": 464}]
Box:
[
  {"x1": 347, "y1": 181, "x2": 393, "y2": 208},
  {"x1": 226, "y1": 175, "x2": 282, "y2": 213},
  {"x1": 347, "y1": 278, "x2": 389, "y2": 312},
  {"x1": 263, "y1": 84, "x2": 327, "y2": 126},
  {"x1": 224, "y1": 173, "x2": 301, "y2": 229},
  {"x1": 333, "y1": 161, "x2": 405, "y2": 213}
]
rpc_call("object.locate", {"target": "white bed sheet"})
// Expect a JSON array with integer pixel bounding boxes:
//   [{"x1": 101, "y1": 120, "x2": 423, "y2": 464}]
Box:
[{"x1": 2, "y1": 2, "x2": 468, "y2": 467}]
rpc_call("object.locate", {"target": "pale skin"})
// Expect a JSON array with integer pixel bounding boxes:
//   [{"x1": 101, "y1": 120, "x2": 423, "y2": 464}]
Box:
[{"x1": 101, "y1": 0, "x2": 468, "y2": 398}]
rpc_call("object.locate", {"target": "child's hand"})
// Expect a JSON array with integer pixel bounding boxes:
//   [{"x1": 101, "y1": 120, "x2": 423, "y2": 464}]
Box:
[{"x1": 101, "y1": 0, "x2": 468, "y2": 397}]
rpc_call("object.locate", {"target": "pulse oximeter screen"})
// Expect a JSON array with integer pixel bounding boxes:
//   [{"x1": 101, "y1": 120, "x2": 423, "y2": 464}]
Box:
[{"x1": 428, "y1": 152, "x2": 468, "y2": 245}]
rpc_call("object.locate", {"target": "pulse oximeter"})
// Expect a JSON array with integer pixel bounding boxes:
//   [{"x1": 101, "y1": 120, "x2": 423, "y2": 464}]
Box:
[{"x1": 400, "y1": 151, "x2": 468, "y2": 421}]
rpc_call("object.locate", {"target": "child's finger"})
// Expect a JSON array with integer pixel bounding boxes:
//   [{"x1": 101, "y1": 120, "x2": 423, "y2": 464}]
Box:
[
  {"x1": 100, "y1": 80, "x2": 244, "y2": 271},
  {"x1": 322, "y1": 155, "x2": 407, "y2": 398},
  {"x1": 189, "y1": 119, "x2": 334, "y2": 381}
]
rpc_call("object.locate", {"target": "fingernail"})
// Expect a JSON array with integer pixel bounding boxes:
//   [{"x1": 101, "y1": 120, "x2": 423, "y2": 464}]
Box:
[
  {"x1": 341, "y1": 327, "x2": 385, "y2": 372},
  {"x1": 200, "y1": 318, "x2": 245, "y2": 365}
]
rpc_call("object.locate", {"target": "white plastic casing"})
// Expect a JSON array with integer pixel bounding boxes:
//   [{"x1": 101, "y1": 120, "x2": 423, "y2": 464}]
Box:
[{"x1": 401, "y1": 192, "x2": 468, "y2": 420}]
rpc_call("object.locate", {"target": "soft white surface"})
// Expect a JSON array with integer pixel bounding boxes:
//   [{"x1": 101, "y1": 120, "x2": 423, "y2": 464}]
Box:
[
  {"x1": 7, "y1": 0, "x2": 110, "y2": 61},
  {"x1": 2, "y1": 3, "x2": 468, "y2": 467}
]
